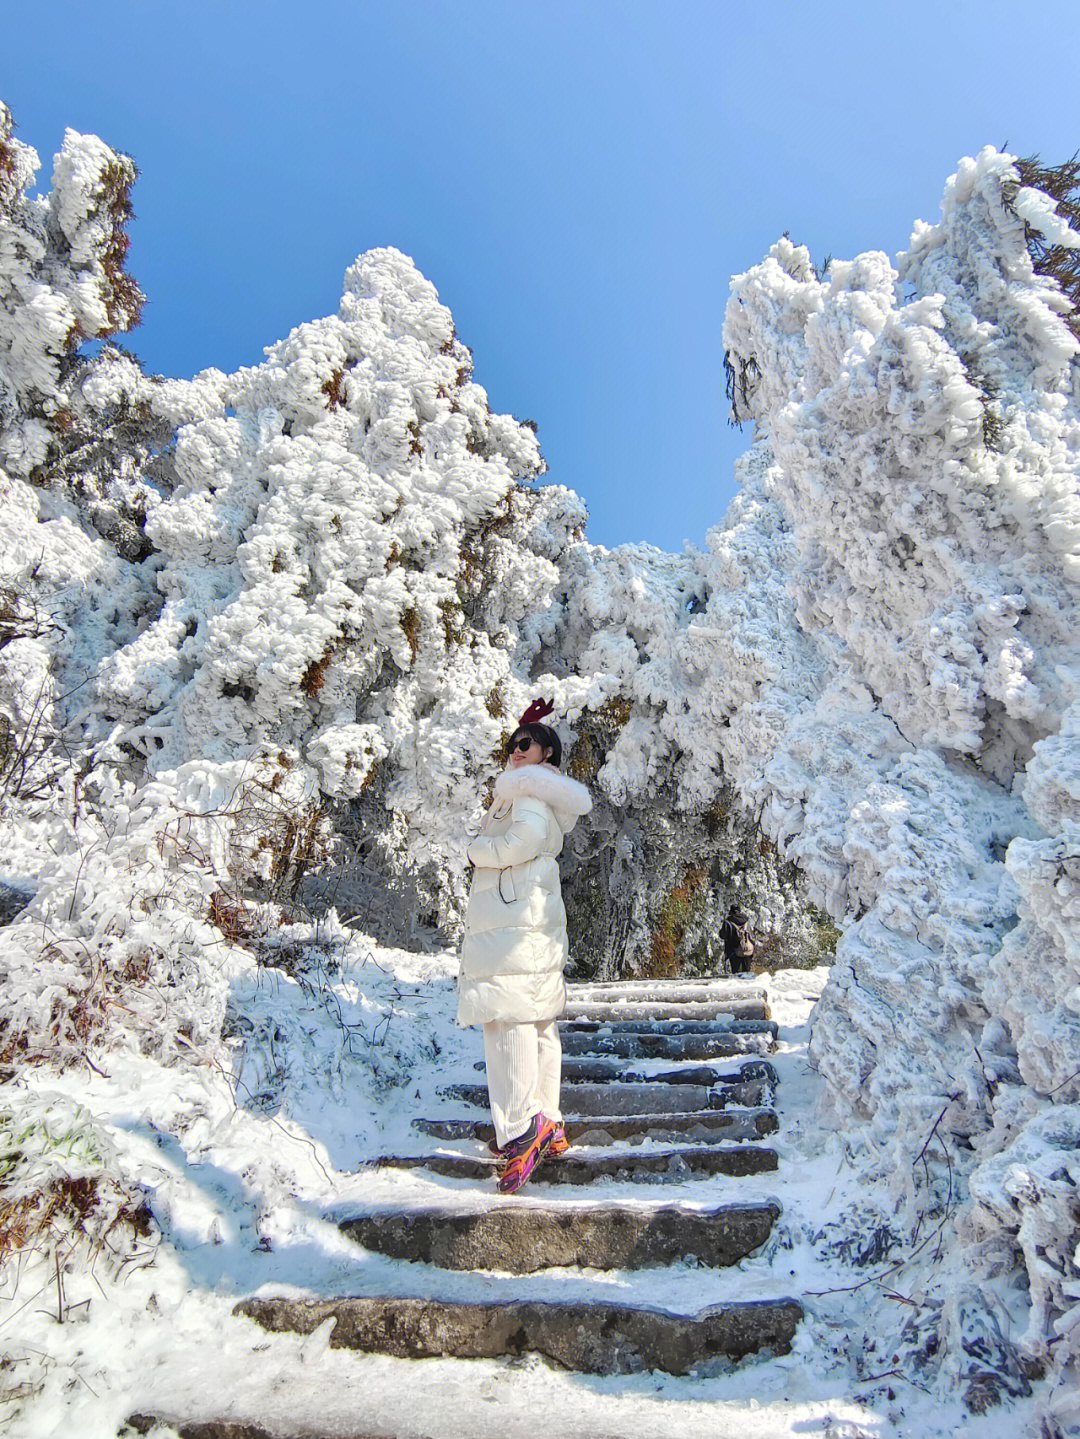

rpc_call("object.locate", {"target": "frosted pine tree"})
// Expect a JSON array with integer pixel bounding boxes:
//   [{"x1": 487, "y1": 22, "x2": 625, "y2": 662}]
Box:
[
  {"x1": 713, "y1": 149, "x2": 1080, "y2": 1383},
  {"x1": 84, "y1": 243, "x2": 593, "y2": 937},
  {"x1": 0, "y1": 102, "x2": 167, "y2": 817}
]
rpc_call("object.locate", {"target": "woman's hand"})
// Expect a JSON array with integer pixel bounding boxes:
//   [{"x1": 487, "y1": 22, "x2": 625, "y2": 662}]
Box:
[{"x1": 466, "y1": 799, "x2": 548, "y2": 869}]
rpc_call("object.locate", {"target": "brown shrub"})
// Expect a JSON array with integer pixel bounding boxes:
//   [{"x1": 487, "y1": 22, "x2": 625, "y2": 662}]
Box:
[
  {"x1": 400, "y1": 607, "x2": 420, "y2": 661},
  {"x1": 208, "y1": 890, "x2": 254, "y2": 947},
  {"x1": 647, "y1": 929, "x2": 680, "y2": 978},
  {"x1": 322, "y1": 367, "x2": 347, "y2": 410},
  {"x1": 300, "y1": 646, "x2": 334, "y2": 698},
  {"x1": 641, "y1": 864, "x2": 708, "y2": 979}
]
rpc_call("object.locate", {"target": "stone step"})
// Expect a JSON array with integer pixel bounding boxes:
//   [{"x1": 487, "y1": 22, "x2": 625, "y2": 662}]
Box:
[
  {"x1": 561, "y1": 998, "x2": 768, "y2": 1023},
  {"x1": 234, "y1": 1293, "x2": 803, "y2": 1374},
  {"x1": 568, "y1": 975, "x2": 765, "y2": 988},
  {"x1": 339, "y1": 1199, "x2": 779, "y2": 1272},
  {"x1": 566, "y1": 982, "x2": 766, "y2": 1005},
  {"x1": 415, "y1": 1107, "x2": 779, "y2": 1145},
  {"x1": 126, "y1": 1422, "x2": 355, "y2": 1439},
  {"x1": 561, "y1": 1016, "x2": 778, "y2": 1037},
  {"x1": 472, "y1": 1056, "x2": 778, "y2": 1086},
  {"x1": 373, "y1": 1144, "x2": 778, "y2": 1183},
  {"x1": 559, "y1": 1027, "x2": 776, "y2": 1060},
  {"x1": 444, "y1": 1078, "x2": 768, "y2": 1115},
  {"x1": 561, "y1": 1058, "x2": 778, "y2": 1087}
]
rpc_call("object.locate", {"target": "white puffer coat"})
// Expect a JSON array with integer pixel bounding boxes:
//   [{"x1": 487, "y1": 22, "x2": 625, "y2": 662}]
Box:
[{"x1": 456, "y1": 763, "x2": 592, "y2": 1026}]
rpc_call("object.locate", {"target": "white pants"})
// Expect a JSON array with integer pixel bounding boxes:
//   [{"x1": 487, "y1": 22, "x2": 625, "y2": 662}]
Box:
[{"x1": 482, "y1": 1019, "x2": 563, "y2": 1149}]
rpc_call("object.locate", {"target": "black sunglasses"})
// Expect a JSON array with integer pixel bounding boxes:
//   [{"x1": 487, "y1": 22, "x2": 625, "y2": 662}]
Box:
[{"x1": 509, "y1": 736, "x2": 536, "y2": 753}]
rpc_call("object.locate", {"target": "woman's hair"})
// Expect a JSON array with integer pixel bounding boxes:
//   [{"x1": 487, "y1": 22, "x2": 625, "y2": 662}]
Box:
[{"x1": 508, "y1": 721, "x2": 562, "y2": 767}]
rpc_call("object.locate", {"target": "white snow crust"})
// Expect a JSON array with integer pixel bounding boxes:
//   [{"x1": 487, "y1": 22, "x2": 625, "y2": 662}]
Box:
[{"x1": 1, "y1": 112, "x2": 1079, "y2": 1432}]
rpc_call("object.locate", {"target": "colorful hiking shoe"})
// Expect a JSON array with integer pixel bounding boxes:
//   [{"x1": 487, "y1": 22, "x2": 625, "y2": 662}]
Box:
[
  {"x1": 546, "y1": 1122, "x2": 569, "y2": 1158},
  {"x1": 496, "y1": 1113, "x2": 557, "y2": 1194},
  {"x1": 491, "y1": 1127, "x2": 564, "y2": 1170}
]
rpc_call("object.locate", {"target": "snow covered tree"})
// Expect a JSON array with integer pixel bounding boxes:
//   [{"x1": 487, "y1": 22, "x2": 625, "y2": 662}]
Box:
[
  {"x1": 714, "y1": 148, "x2": 1080, "y2": 1373},
  {"x1": 0, "y1": 102, "x2": 168, "y2": 818}
]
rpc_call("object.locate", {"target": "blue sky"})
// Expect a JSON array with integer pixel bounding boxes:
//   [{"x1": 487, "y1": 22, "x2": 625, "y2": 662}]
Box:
[{"x1": 4, "y1": 1, "x2": 1079, "y2": 550}]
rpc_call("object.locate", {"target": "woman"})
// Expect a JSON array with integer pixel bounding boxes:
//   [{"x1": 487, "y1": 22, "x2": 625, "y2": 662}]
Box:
[{"x1": 457, "y1": 699, "x2": 592, "y2": 1194}]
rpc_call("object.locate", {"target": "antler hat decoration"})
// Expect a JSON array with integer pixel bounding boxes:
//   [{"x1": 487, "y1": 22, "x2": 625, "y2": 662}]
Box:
[{"x1": 518, "y1": 697, "x2": 555, "y2": 726}]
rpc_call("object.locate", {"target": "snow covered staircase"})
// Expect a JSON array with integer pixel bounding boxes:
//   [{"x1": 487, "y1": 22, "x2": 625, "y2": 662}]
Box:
[
  {"x1": 409, "y1": 1052, "x2": 780, "y2": 1181},
  {"x1": 225, "y1": 976, "x2": 802, "y2": 1378}
]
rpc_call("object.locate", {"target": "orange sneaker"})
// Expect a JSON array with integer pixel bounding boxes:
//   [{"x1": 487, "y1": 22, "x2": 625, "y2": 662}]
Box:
[
  {"x1": 547, "y1": 1122, "x2": 570, "y2": 1158},
  {"x1": 496, "y1": 1113, "x2": 558, "y2": 1194}
]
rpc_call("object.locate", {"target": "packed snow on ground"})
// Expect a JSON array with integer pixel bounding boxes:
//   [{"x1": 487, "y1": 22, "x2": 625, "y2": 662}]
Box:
[{"x1": 0, "y1": 954, "x2": 1060, "y2": 1438}]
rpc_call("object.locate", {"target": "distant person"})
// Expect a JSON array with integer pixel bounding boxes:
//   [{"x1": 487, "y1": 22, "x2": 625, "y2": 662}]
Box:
[
  {"x1": 721, "y1": 904, "x2": 755, "y2": 975},
  {"x1": 457, "y1": 699, "x2": 592, "y2": 1194}
]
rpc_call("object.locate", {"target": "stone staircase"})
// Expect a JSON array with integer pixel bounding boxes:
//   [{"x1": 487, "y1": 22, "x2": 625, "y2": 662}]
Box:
[
  {"x1": 128, "y1": 977, "x2": 803, "y2": 1433},
  {"x1": 237, "y1": 977, "x2": 799, "y2": 1369}
]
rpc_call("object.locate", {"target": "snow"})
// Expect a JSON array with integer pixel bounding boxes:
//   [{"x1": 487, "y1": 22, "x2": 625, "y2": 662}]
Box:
[
  {"x1": 0, "y1": 108, "x2": 1078, "y2": 1432},
  {"x1": 0, "y1": 962, "x2": 1053, "y2": 1437}
]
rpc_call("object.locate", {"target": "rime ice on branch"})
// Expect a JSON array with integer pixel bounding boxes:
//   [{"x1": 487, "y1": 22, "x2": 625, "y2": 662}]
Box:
[{"x1": 715, "y1": 146, "x2": 1080, "y2": 1371}]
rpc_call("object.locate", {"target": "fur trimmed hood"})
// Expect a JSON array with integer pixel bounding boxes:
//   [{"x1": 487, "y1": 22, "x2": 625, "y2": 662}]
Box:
[{"x1": 493, "y1": 763, "x2": 592, "y2": 834}]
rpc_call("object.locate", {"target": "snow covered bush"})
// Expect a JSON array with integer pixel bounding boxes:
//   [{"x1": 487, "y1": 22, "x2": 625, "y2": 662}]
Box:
[
  {"x1": 711, "y1": 146, "x2": 1080, "y2": 1378},
  {"x1": 78, "y1": 244, "x2": 586, "y2": 940},
  {"x1": 0, "y1": 1088, "x2": 150, "y2": 1284},
  {"x1": 538, "y1": 540, "x2": 836, "y2": 976}
]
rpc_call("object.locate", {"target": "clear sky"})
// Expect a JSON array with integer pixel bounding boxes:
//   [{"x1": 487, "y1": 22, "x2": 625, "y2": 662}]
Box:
[{"x1": 4, "y1": 1, "x2": 1079, "y2": 551}]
